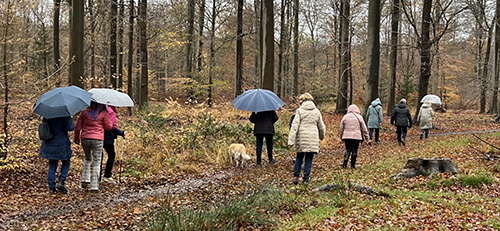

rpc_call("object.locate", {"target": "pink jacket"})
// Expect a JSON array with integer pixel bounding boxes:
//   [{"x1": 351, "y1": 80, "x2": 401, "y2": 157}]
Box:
[
  {"x1": 340, "y1": 105, "x2": 370, "y2": 141},
  {"x1": 74, "y1": 108, "x2": 113, "y2": 143},
  {"x1": 108, "y1": 106, "x2": 117, "y2": 129}
]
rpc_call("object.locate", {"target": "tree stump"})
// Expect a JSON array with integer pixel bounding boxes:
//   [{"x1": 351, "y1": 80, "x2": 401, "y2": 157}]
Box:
[{"x1": 391, "y1": 158, "x2": 460, "y2": 179}]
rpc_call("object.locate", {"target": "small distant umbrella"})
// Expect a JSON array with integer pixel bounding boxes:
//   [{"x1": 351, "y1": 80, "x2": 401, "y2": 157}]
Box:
[
  {"x1": 88, "y1": 88, "x2": 134, "y2": 107},
  {"x1": 420, "y1": 94, "x2": 442, "y2": 105},
  {"x1": 33, "y1": 86, "x2": 93, "y2": 119},
  {"x1": 231, "y1": 89, "x2": 285, "y2": 112}
]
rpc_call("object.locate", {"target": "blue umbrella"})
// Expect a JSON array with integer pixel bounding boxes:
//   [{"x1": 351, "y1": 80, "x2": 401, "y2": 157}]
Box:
[
  {"x1": 231, "y1": 89, "x2": 285, "y2": 112},
  {"x1": 33, "y1": 86, "x2": 93, "y2": 119}
]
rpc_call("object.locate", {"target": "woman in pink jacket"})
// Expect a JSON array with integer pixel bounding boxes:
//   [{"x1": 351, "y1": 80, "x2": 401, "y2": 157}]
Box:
[
  {"x1": 74, "y1": 101, "x2": 113, "y2": 191},
  {"x1": 339, "y1": 104, "x2": 370, "y2": 168}
]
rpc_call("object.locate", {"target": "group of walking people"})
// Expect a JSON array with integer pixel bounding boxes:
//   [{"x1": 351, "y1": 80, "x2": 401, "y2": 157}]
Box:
[
  {"x1": 39, "y1": 101, "x2": 124, "y2": 194},
  {"x1": 250, "y1": 94, "x2": 435, "y2": 185}
]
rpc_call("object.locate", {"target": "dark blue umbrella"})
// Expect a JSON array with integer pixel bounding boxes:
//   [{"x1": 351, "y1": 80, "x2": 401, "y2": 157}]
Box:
[
  {"x1": 33, "y1": 86, "x2": 93, "y2": 119},
  {"x1": 231, "y1": 89, "x2": 285, "y2": 112}
]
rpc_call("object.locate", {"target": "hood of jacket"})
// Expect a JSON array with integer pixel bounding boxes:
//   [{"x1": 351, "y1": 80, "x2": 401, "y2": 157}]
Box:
[
  {"x1": 397, "y1": 102, "x2": 408, "y2": 109},
  {"x1": 371, "y1": 99, "x2": 382, "y2": 107},
  {"x1": 347, "y1": 104, "x2": 361, "y2": 114},
  {"x1": 300, "y1": 100, "x2": 317, "y2": 110}
]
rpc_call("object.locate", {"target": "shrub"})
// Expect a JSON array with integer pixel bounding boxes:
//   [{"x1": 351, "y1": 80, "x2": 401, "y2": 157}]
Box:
[{"x1": 459, "y1": 174, "x2": 493, "y2": 188}]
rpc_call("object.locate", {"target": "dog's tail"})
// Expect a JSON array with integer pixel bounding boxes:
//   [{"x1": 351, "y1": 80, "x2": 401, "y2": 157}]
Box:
[{"x1": 242, "y1": 154, "x2": 251, "y2": 160}]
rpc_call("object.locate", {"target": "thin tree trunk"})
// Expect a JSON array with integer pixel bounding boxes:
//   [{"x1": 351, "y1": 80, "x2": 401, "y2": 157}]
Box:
[
  {"x1": 388, "y1": 0, "x2": 399, "y2": 115},
  {"x1": 1, "y1": 0, "x2": 11, "y2": 158},
  {"x1": 363, "y1": 0, "x2": 381, "y2": 118},
  {"x1": 186, "y1": 0, "x2": 195, "y2": 79},
  {"x1": 69, "y1": 0, "x2": 84, "y2": 88},
  {"x1": 492, "y1": 2, "x2": 500, "y2": 113},
  {"x1": 278, "y1": 0, "x2": 286, "y2": 97},
  {"x1": 261, "y1": 0, "x2": 274, "y2": 91},
  {"x1": 481, "y1": 24, "x2": 493, "y2": 113},
  {"x1": 89, "y1": 0, "x2": 96, "y2": 88},
  {"x1": 127, "y1": 0, "x2": 134, "y2": 115},
  {"x1": 109, "y1": 0, "x2": 118, "y2": 88},
  {"x1": 292, "y1": 0, "x2": 299, "y2": 96},
  {"x1": 118, "y1": 0, "x2": 124, "y2": 89},
  {"x1": 209, "y1": 0, "x2": 216, "y2": 106},
  {"x1": 254, "y1": 0, "x2": 260, "y2": 88},
  {"x1": 139, "y1": 0, "x2": 148, "y2": 108},
  {"x1": 197, "y1": 0, "x2": 205, "y2": 72},
  {"x1": 53, "y1": 0, "x2": 61, "y2": 86},
  {"x1": 235, "y1": 0, "x2": 243, "y2": 97}
]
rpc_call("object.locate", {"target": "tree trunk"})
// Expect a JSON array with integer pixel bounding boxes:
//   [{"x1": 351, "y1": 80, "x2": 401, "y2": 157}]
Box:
[
  {"x1": 335, "y1": 0, "x2": 349, "y2": 114},
  {"x1": 492, "y1": 1, "x2": 500, "y2": 113},
  {"x1": 197, "y1": 0, "x2": 205, "y2": 72},
  {"x1": 261, "y1": 0, "x2": 274, "y2": 91},
  {"x1": 254, "y1": 0, "x2": 260, "y2": 88},
  {"x1": 278, "y1": 0, "x2": 286, "y2": 97},
  {"x1": 89, "y1": 0, "x2": 96, "y2": 88},
  {"x1": 387, "y1": 0, "x2": 400, "y2": 116},
  {"x1": 235, "y1": 0, "x2": 243, "y2": 97},
  {"x1": 127, "y1": 0, "x2": 134, "y2": 115},
  {"x1": 109, "y1": 0, "x2": 118, "y2": 88},
  {"x1": 117, "y1": 0, "x2": 124, "y2": 89},
  {"x1": 139, "y1": 0, "x2": 148, "y2": 108},
  {"x1": 53, "y1": 0, "x2": 61, "y2": 86},
  {"x1": 186, "y1": 0, "x2": 195, "y2": 79},
  {"x1": 69, "y1": 0, "x2": 84, "y2": 88},
  {"x1": 292, "y1": 0, "x2": 299, "y2": 96},
  {"x1": 391, "y1": 158, "x2": 460, "y2": 179},
  {"x1": 363, "y1": 0, "x2": 381, "y2": 118},
  {"x1": 209, "y1": 0, "x2": 216, "y2": 107},
  {"x1": 481, "y1": 25, "x2": 493, "y2": 113},
  {"x1": 414, "y1": 0, "x2": 432, "y2": 121},
  {"x1": 1, "y1": 0, "x2": 12, "y2": 159}
]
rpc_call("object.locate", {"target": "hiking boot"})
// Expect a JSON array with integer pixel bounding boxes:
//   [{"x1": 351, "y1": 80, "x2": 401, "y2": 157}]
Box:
[
  {"x1": 49, "y1": 187, "x2": 56, "y2": 194},
  {"x1": 81, "y1": 182, "x2": 89, "y2": 189},
  {"x1": 292, "y1": 177, "x2": 299, "y2": 185},
  {"x1": 103, "y1": 177, "x2": 116, "y2": 184},
  {"x1": 420, "y1": 134, "x2": 423, "y2": 140},
  {"x1": 269, "y1": 160, "x2": 277, "y2": 165},
  {"x1": 56, "y1": 180, "x2": 68, "y2": 193},
  {"x1": 401, "y1": 138, "x2": 406, "y2": 146}
]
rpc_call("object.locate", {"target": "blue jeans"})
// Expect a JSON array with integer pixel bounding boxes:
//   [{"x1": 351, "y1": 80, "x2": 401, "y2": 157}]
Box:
[
  {"x1": 369, "y1": 128, "x2": 379, "y2": 142},
  {"x1": 256, "y1": 134, "x2": 274, "y2": 164},
  {"x1": 294, "y1": 152, "x2": 315, "y2": 182},
  {"x1": 421, "y1": 129, "x2": 429, "y2": 138},
  {"x1": 48, "y1": 159, "x2": 70, "y2": 189}
]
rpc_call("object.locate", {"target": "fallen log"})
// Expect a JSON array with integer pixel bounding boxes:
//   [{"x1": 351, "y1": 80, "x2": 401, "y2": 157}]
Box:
[
  {"x1": 311, "y1": 184, "x2": 344, "y2": 192},
  {"x1": 348, "y1": 182, "x2": 390, "y2": 198},
  {"x1": 391, "y1": 158, "x2": 460, "y2": 179}
]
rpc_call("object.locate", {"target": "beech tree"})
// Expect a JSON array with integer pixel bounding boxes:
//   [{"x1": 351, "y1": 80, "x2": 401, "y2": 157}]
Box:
[{"x1": 69, "y1": 0, "x2": 84, "y2": 88}]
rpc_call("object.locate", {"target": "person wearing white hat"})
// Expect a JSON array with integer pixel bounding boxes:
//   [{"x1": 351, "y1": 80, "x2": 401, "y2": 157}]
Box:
[
  {"x1": 366, "y1": 98, "x2": 383, "y2": 143},
  {"x1": 390, "y1": 98, "x2": 412, "y2": 146}
]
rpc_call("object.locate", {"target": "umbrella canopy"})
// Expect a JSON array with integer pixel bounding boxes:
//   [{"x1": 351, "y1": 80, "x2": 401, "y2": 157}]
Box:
[
  {"x1": 231, "y1": 89, "x2": 285, "y2": 112},
  {"x1": 420, "y1": 94, "x2": 442, "y2": 104},
  {"x1": 33, "y1": 86, "x2": 93, "y2": 119},
  {"x1": 88, "y1": 88, "x2": 134, "y2": 107}
]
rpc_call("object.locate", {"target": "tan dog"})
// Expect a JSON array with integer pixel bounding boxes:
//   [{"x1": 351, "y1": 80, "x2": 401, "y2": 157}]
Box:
[{"x1": 229, "y1": 144, "x2": 251, "y2": 167}]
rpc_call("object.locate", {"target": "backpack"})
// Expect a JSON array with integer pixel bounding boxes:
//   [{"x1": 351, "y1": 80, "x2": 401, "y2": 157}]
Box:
[{"x1": 39, "y1": 120, "x2": 53, "y2": 140}]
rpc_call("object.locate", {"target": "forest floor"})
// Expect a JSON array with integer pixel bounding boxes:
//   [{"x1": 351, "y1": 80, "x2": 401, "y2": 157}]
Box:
[{"x1": 1, "y1": 107, "x2": 500, "y2": 230}]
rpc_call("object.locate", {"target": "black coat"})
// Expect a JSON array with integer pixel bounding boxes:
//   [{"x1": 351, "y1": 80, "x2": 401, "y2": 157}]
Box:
[
  {"x1": 391, "y1": 103, "x2": 412, "y2": 127},
  {"x1": 249, "y1": 111, "x2": 278, "y2": 135}
]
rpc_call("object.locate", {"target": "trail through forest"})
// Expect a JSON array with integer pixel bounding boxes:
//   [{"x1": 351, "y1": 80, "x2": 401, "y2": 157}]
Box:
[{"x1": 2, "y1": 128, "x2": 499, "y2": 230}]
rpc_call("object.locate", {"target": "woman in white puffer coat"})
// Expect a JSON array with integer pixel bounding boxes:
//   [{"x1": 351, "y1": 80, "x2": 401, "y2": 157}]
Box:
[
  {"x1": 288, "y1": 93, "x2": 326, "y2": 184},
  {"x1": 417, "y1": 101, "x2": 434, "y2": 139}
]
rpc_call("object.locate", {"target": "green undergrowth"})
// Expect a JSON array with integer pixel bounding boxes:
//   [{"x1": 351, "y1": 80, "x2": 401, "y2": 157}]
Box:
[{"x1": 147, "y1": 186, "x2": 301, "y2": 231}]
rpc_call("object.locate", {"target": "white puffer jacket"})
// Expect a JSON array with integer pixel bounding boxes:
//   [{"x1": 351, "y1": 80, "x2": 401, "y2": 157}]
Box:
[{"x1": 288, "y1": 101, "x2": 326, "y2": 153}]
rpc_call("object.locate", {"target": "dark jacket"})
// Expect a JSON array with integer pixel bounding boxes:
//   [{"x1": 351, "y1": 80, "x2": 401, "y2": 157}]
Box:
[
  {"x1": 391, "y1": 102, "x2": 412, "y2": 127},
  {"x1": 40, "y1": 117, "x2": 75, "y2": 160},
  {"x1": 104, "y1": 128, "x2": 125, "y2": 144},
  {"x1": 249, "y1": 111, "x2": 278, "y2": 135}
]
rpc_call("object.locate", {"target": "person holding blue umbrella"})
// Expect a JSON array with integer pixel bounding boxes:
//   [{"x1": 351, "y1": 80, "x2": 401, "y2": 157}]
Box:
[
  {"x1": 249, "y1": 110, "x2": 279, "y2": 166},
  {"x1": 34, "y1": 86, "x2": 92, "y2": 195}
]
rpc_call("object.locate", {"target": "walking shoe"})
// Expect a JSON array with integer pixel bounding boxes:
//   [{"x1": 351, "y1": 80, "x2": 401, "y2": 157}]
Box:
[
  {"x1": 81, "y1": 182, "x2": 89, "y2": 189},
  {"x1": 401, "y1": 138, "x2": 406, "y2": 146},
  {"x1": 56, "y1": 180, "x2": 68, "y2": 193},
  {"x1": 269, "y1": 160, "x2": 277, "y2": 165},
  {"x1": 49, "y1": 187, "x2": 56, "y2": 194},
  {"x1": 292, "y1": 177, "x2": 299, "y2": 185},
  {"x1": 103, "y1": 177, "x2": 116, "y2": 184},
  {"x1": 420, "y1": 134, "x2": 423, "y2": 140}
]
